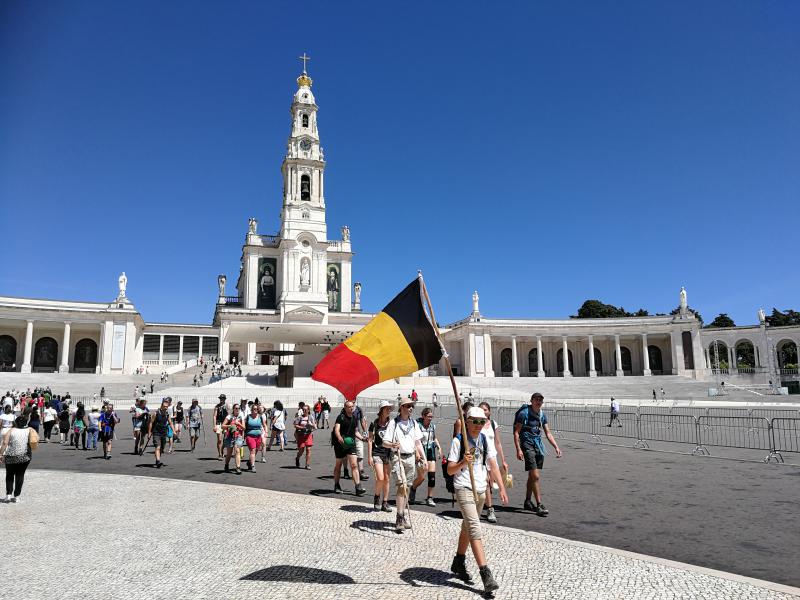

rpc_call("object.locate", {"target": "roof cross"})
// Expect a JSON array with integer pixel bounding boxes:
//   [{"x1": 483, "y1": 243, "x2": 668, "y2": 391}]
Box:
[{"x1": 299, "y1": 52, "x2": 310, "y2": 74}]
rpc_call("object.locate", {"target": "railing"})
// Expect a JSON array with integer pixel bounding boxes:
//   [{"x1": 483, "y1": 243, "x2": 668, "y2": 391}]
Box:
[
  {"x1": 218, "y1": 296, "x2": 243, "y2": 306},
  {"x1": 261, "y1": 235, "x2": 280, "y2": 247},
  {"x1": 780, "y1": 368, "x2": 799, "y2": 375}
]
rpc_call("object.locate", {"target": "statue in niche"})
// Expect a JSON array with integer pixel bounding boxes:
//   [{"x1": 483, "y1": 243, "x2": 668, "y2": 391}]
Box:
[
  {"x1": 118, "y1": 272, "x2": 127, "y2": 298},
  {"x1": 217, "y1": 274, "x2": 226, "y2": 297},
  {"x1": 248, "y1": 217, "x2": 258, "y2": 234},
  {"x1": 327, "y1": 266, "x2": 340, "y2": 311},
  {"x1": 353, "y1": 282, "x2": 362, "y2": 306},
  {"x1": 341, "y1": 225, "x2": 350, "y2": 242},
  {"x1": 300, "y1": 258, "x2": 311, "y2": 288}
]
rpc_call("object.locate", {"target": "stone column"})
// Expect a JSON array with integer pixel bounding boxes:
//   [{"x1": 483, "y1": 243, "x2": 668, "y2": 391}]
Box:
[
  {"x1": 728, "y1": 344, "x2": 735, "y2": 373},
  {"x1": 641, "y1": 333, "x2": 651, "y2": 376},
  {"x1": 178, "y1": 335, "x2": 184, "y2": 364},
  {"x1": 158, "y1": 334, "x2": 164, "y2": 365},
  {"x1": 21, "y1": 319, "x2": 34, "y2": 373},
  {"x1": 59, "y1": 322, "x2": 71, "y2": 373},
  {"x1": 536, "y1": 336, "x2": 545, "y2": 377},
  {"x1": 96, "y1": 323, "x2": 104, "y2": 374},
  {"x1": 198, "y1": 336, "x2": 204, "y2": 359},
  {"x1": 247, "y1": 342, "x2": 256, "y2": 366},
  {"x1": 511, "y1": 336, "x2": 519, "y2": 377},
  {"x1": 615, "y1": 334, "x2": 624, "y2": 376},
  {"x1": 705, "y1": 347, "x2": 711, "y2": 370},
  {"x1": 562, "y1": 335, "x2": 571, "y2": 378},
  {"x1": 588, "y1": 335, "x2": 597, "y2": 377}
]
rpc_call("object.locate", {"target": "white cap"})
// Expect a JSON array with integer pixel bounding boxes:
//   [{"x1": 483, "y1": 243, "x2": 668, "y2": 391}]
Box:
[
  {"x1": 466, "y1": 407, "x2": 487, "y2": 420},
  {"x1": 379, "y1": 399, "x2": 393, "y2": 410}
]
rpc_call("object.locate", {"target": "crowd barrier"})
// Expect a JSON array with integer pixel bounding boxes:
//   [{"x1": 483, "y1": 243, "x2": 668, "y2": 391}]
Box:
[{"x1": 548, "y1": 408, "x2": 800, "y2": 464}]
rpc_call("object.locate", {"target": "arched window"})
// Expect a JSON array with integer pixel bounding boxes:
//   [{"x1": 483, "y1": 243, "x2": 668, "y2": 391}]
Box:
[
  {"x1": 708, "y1": 341, "x2": 729, "y2": 369},
  {"x1": 614, "y1": 347, "x2": 632, "y2": 373},
  {"x1": 500, "y1": 348, "x2": 512, "y2": 374},
  {"x1": 33, "y1": 337, "x2": 58, "y2": 370},
  {"x1": 556, "y1": 349, "x2": 574, "y2": 373},
  {"x1": 648, "y1": 345, "x2": 663, "y2": 373},
  {"x1": 0, "y1": 335, "x2": 16, "y2": 369},
  {"x1": 584, "y1": 347, "x2": 602, "y2": 374},
  {"x1": 74, "y1": 338, "x2": 98, "y2": 371},
  {"x1": 302, "y1": 113, "x2": 309, "y2": 128},
  {"x1": 777, "y1": 340, "x2": 798, "y2": 369},
  {"x1": 300, "y1": 174, "x2": 311, "y2": 201},
  {"x1": 734, "y1": 340, "x2": 755, "y2": 368}
]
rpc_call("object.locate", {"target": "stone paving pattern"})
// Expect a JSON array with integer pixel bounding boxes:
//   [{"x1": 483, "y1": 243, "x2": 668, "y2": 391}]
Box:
[{"x1": 4, "y1": 471, "x2": 798, "y2": 600}]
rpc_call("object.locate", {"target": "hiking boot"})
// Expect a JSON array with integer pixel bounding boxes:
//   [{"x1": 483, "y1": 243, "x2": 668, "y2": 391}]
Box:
[
  {"x1": 409, "y1": 486, "x2": 417, "y2": 505},
  {"x1": 537, "y1": 503, "x2": 549, "y2": 516},
  {"x1": 450, "y1": 554, "x2": 473, "y2": 583},
  {"x1": 224, "y1": 464, "x2": 230, "y2": 473},
  {"x1": 295, "y1": 458, "x2": 300, "y2": 468},
  {"x1": 479, "y1": 565, "x2": 499, "y2": 593},
  {"x1": 395, "y1": 516, "x2": 404, "y2": 533},
  {"x1": 381, "y1": 502, "x2": 393, "y2": 513},
  {"x1": 373, "y1": 496, "x2": 381, "y2": 511},
  {"x1": 486, "y1": 507, "x2": 497, "y2": 523},
  {"x1": 355, "y1": 485, "x2": 367, "y2": 497},
  {"x1": 360, "y1": 470, "x2": 369, "y2": 481},
  {"x1": 403, "y1": 516, "x2": 412, "y2": 530},
  {"x1": 235, "y1": 468, "x2": 242, "y2": 475},
  {"x1": 523, "y1": 499, "x2": 536, "y2": 512},
  {"x1": 425, "y1": 497, "x2": 436, "y2": 507},
  {"x1": 334, "y1": 483, "x2": 343, "y2": 494}
]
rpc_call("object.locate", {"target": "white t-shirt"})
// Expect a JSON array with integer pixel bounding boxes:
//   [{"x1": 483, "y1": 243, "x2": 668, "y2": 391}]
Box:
[
  {"x1": 0, "y1": 413, "x2": 14, "y2": 429},
  {"x1": 272, "y1": 409, "x2": 286, "y2": 431},
  {"x1": 87, "y1": 413, "x2": 101, "y2": 428},
  {"x1": 384, "y1": 417, "x2": 422, "y2": 454},
  {"x1": 43, "y1": 407, "x2": 57, "y2": 423},
  {"x1": 481, "y1": 419, "x2": 498, "y2": 450},
  {"x1": 448, "y1": 433, "x2": 497, "y2": 492}
]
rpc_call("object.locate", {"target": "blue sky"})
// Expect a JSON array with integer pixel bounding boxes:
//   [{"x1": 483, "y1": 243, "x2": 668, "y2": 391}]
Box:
[{"x1": 1, "y1": 1, "x2": 798, "y2": 326}]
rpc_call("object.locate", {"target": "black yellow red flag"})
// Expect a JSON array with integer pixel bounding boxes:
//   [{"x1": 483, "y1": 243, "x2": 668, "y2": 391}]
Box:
[{"x1": 312, "y1": 277, "x2": 442, "y2": 400}]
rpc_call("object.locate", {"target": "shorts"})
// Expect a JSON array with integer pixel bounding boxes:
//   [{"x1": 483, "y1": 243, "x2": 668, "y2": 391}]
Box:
[
  {"x1": 152, "y1": 435, "x2": 167, "y2": 451},
  {"x1": 245, "y1": 435, "x2": 261, "y2": 451},
  {"x1": 392, "y1": 454, "x2": 417, "y2": 491},
  {"x1": 372, "y1": 453, "x2": 391, "y2": 466},
  {"x1": 189, "y1": 425, "x2": 201, "y2": 436},
  {"x1": 334, "y1": 442, "x2": 357, "y2": 459},
  {"x1": 355, "y1": 437, "x2": 364, "y2": 460},
  {"x1": 99, "y1": 431, "x2": 114, "y2": 443},
  {"x1": 297, "y1": 433, "x2": 313, "y2": 449},
  {"x1": 214, "y1": 424, "x2": 223, "y2": 435},
  {"x1": 522, "y1": 445, "x2": 544, "y2": 471},
  {"x1": 425, "y1": 447, "x2": 437, "y2": 462},
  {"x1": 455, "y1": 488, "x2": 486, "y2": 540},
  {"x1": 223, "y1": 436, "x2": 244, "y2": 449}
]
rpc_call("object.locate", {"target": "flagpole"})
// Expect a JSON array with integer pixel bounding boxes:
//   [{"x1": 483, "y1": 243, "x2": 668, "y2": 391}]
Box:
[{"x1": 418, "y1": 273, "x2": 479, "y2": 505}]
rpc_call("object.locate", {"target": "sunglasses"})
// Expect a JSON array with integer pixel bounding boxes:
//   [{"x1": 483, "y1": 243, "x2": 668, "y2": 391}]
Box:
[{"x1": 470, "y1": 419, "x2": 487, "y2": 426}]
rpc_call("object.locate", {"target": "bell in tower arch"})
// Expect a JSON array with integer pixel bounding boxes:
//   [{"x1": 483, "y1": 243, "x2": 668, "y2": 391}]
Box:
[{"x1": 300, "y1": 174, "x2": 311, "y2": 201}]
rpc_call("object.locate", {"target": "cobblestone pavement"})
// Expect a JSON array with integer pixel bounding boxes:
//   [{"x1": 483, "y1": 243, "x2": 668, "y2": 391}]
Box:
[{"x1": 4, "y1": 471, "x2": 798, "y2": 600}]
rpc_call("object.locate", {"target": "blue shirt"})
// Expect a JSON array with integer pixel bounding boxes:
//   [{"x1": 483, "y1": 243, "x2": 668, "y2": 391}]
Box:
[{"x1": 514, "y1": 405, "x2": 548, "y2": 448}]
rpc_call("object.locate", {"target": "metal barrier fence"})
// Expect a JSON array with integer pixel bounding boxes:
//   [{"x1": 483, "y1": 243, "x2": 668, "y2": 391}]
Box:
[
  {"x1": 637, "y1": 413, "x2": 702, "y2": 452},
  {"x1": 770, "y1": 419, "x2": 800, "y2": 463},
  {"x1": 697, "y1": 416, "x2": 772, "y2": 457}
]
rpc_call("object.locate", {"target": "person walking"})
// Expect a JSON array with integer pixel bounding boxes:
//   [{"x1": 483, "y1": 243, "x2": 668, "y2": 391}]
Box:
[
  {"x1": 321, "y1": 397, "x2": 331, "y2": 429},
  {"x1": 222, "y1": 403, "x2": 245, "y2": 474},
  {"x1": 86, "y1": 406, "x2": 101, "y2": 451},
  {"x1": 244, "y1": 404, "x2": 265, "y2": 472},
  {"x1": 293, "y1": 404, "x2": 316, "y2": 469},
  {"x1": 332, "y1": 401, "x2": 366, "y2": 496},
  {"x1": 409, "y1": 407, "x2": 441, "y2": 507},
  {"x1": 313, "y1": 397, "x2": 323, "y2": 429},
  {"x1": 479, "y1": 401, "x2": 508, "y2": 524},
  {"x1": 383, "y1": 397, "x2": 426, "y2": 533},
  {"x1": 148, "y1": 400, "x2": 174, "y2": 468},
  {"x1": 99, "y1": 404, "x2": 119, "y2": 459},
  {"x1": 173, "y1": 401, "x2": 184, "y2": 443},
  {"x1": 0, "y1": 406, "x2": 14, "y2": 435},
  {"x1": 368, "y1": 400, "x2": 394, "y2": 512},
  {"x1": 213, "y1": 395, "x2": 228, "y2": 460},
  {"x1": 607, "y1": 397, "x2": 622, "y2": 427},
  {"x1": 42, "y1": 402, "x2": 57, "y2": 442},
  {"x1": 57, "y1": 404, "x2": 70, "y2": 444},
  {"x1": 71, "y1": 402, "x2": 87, "y2": 450},
  {"x1": 267, "y1": 401, "x2": 286, "y2": 451},
  {"x1": 1, "y1": 416, "x2": 37, "y2": 503},
  {"x1": 27, "y1": 406, "x2": 40, "y2": 434},
  {"x1": 513, "y1": 393, "x2": 561, "y2": 516},
  {"x1": 447, "y1": 406, "x2": 508, "y2": 594},
  {"x1": 187, "y1": 399, "x2": 203, "y2": 453}
]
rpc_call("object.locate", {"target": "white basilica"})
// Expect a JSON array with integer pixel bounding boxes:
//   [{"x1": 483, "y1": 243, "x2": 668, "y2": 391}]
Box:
[{"x1": 0, "y1": 64, "x2": 798, "y2": 393}]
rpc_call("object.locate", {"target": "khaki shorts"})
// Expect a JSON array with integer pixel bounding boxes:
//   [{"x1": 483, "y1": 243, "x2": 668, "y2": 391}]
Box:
[
  {"x1": 455, "y1": 488, "x2": 486, "y2": 540},
  {"x1": 392, "y1": 454, "x2": 417, "y2": 493},
  {"x1": 372, "y1": 453, "x2": 391, "y2": 466}
]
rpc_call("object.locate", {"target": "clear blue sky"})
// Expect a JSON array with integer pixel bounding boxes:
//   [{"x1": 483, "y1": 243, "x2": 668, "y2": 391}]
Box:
[{"x1": 1, "y1": 1, "x2": 798, "y2": 326}]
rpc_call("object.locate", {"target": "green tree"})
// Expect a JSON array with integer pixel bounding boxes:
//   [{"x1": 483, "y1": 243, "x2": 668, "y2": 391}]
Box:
[
  {"x1": 765, "y1": 308, "x2": 800, "y2": 327},
  {"x1": 670, "y1": 306, "x2": 704, "y2": 324},
  {"x1": 572, "y1": 300, "x2": 644, "y2": 319},
  {"x1": 706, "y1": 313, "x2": 735, "y2": 328}
]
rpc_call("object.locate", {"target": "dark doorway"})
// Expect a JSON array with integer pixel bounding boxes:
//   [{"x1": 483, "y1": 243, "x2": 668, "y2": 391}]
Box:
[{"x1": 33, "y1": 337, "x2": 58, "y2": 371}]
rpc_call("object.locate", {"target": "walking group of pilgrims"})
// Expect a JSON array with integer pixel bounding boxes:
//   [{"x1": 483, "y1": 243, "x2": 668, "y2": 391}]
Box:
[{"x1": 2, "y1": 384, "x2": 561, "y2": 596}]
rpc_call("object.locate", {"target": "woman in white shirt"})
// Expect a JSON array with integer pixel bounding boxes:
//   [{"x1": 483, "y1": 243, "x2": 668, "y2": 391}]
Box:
[{"x1": 42, "y1": 403, "x2": 58, "y2": 442}]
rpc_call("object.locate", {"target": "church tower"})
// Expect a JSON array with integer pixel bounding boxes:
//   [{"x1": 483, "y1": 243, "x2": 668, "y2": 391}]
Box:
[{"x1": 280, "y1": 56, "x2": 326, "y2": 241}]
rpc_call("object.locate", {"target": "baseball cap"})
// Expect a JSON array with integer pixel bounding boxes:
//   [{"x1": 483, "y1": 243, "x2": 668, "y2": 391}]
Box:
[
  {"x1": 466, "y1": 407, "x2": 487, "y2": 421},
  {"x1": 379, "y1": 399, "x2": 393, "y2": 409}
]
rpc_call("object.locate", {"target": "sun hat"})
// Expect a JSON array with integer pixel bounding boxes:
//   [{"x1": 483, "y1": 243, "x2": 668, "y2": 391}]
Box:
[
  {"x1": 466, "y1": 406, "x2": 487, "y2": 421},
  {"x1": 378, "y1": 399, "x2": 393, "y2": 409},
  {"x1": 399, "y1": 397, "x2": 416, "y2": 407}
]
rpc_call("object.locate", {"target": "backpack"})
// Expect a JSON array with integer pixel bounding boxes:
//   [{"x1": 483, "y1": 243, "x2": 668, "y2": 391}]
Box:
[{"x1": 441, "y1": 433, "x2": 488, "y2": 494}]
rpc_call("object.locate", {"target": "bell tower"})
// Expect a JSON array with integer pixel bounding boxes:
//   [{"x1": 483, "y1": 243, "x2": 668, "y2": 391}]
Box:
[{"x1": 280, "y1": 54, "x2": 327, "y2": 242}]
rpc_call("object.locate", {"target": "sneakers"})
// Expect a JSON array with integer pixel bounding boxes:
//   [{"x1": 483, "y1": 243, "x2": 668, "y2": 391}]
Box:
[
  {"x1": 373, "y1": 496, "x2": 381, "y2": 511},
  {"x1": 355, "y1": 485, "x2": 367, "y2": 497},
  {"x1": 235, "y1": 468, "x2": 242, "y2": 475},
  {"x1": 523, "y1": 499, "x2": 536, "y2": 512},
  {"x1": 395, "y1": 516, "x2": 404, "y2": 533},
  {"x1": 537, "y1": 503, "x2": 549, "y2": 516},
  {"x1": 11, "y1": 496, "x2": 19, "y2": 504},
  {"x1": 261, "y1": 456, "x2": 267, "y2": 463},
  {"x1": 342, "y1": 470, "x2": 351, "y2": 480},
  {"x1": 224, "y1": 464, "x2": 231, "y2": 473},
  {"x1": 450, "y1": 554, "x2": 473, "y2": 583},
  {"x1": 334, "y1": 483, "x2": 343, "y2": 494},
  {"x1": 425, "y1": 497, "x2": 436, "y2": 507},
  {"x1": 381, "y1": 502, "x2": 393, "y2": 513},
  {"x1": 409, "y1": 486, "x2": 417, "y2": 505},
  {"x1": 4, "y1": 494, "x2": 12, "y2": 503},
  {"x1": 486, "y1": 507, "x2": 497, "y2": 523},
  {"x1": 360, "y1": 470, "x2": 369, "y2": 481},
  {"x1": 479, "y1": 565, "x2": 499, "y2": 593}
]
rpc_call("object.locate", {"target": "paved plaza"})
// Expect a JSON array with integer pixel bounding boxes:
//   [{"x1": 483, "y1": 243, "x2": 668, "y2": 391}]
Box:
[{"x1": 4, "y1": 470, "x2": 798, "y2": 600}]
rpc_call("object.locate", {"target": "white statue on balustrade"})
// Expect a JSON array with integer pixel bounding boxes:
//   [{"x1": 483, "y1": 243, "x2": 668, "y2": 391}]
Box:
[
  {"x1": 217, "y1": 274, "x2": 227, "y2": 298},
  {"x1": 248, "y1": 217, "x2": 258, "y2": 235},
  {"x1": 353, "y1": 282, "x2": 362, "y2": 309},
  {"x1": 118, "y1": 272, "x2": 127, "y2": 298},
  {"x1": 679, "y1": 287, "x2": 688, "y2": 316},
  {"x1": 341, "y1": 225, "x2": 350, "y2": 242},
  {"x1": 472, "y1": 290, "x2": 480, "y2": 314}
]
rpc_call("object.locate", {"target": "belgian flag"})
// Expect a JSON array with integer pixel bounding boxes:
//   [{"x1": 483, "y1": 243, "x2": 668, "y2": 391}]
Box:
[{"x1": 312, "y1": 277, "x2": 443, "y2": 400}]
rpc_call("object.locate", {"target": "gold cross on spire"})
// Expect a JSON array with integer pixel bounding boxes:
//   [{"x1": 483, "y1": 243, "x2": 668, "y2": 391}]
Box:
[{"x1": 299, "y1": 52, "x2": 310, "y2": 74}]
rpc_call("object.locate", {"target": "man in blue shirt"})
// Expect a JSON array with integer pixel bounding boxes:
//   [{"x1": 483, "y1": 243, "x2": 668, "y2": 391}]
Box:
[{"x1": 513, "y1": 393, "x2": 561, "y2": 516}]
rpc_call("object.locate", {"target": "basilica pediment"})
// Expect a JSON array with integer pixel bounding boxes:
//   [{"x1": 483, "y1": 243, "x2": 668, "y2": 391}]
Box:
[{"x1": 284, "y1": 305, "x2": 325, "y2": 323}]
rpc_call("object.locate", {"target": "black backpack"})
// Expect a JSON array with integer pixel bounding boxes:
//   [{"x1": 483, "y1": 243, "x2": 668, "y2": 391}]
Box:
[{"x1": 441, "y1": 433, "x2": 488, "y2": 494}]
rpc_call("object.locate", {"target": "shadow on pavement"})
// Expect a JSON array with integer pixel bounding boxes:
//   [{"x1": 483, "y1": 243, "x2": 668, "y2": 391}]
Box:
[
  {"x1": 350, "y1": 519, "x2": 398, "y2": 536},
  {"x1": 339, "y1": 504, "x2": 373, "y2": 513},
  {"x1": 398, "y1": 567, "x2": 476, "y2": 593},
  {"x1": 241, "y1": 565, "x2": 354, "y2": 584}
]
